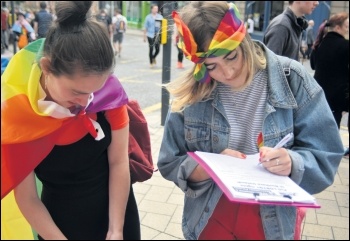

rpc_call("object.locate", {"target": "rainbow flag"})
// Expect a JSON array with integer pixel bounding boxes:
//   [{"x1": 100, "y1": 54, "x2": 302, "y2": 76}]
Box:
[
  {"x1": 1, "y1": 191, "x2": 34, "y2": 240},
  {"x1": 257, "y1": 132, "x2": 264, "y2": 148},
  {"x1": 1, "y1": 39, "x2": 128, "y2": 239}
]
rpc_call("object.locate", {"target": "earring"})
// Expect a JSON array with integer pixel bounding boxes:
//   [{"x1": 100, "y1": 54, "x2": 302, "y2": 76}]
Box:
[{"x1": 45, "y1": 75, "x2": 48, "y2": 90}]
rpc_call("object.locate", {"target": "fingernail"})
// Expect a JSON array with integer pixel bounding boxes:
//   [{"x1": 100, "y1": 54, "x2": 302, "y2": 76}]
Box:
[{"x1": 242, "y1": 154, "x2": 247, "y2": 158}]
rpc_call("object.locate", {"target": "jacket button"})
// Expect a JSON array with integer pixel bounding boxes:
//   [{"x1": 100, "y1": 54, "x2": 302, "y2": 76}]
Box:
[
  {"x1": 204, "y1": 206, "x2": 209, "y2": 212},
  {"x1": 213, "y1": 135, "x2": 219, "y2": 143}
]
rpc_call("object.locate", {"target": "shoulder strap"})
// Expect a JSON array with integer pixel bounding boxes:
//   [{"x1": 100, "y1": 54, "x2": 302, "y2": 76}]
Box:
[{"x1": 282, "y1": 58, "x2": 292, "y2": 77}]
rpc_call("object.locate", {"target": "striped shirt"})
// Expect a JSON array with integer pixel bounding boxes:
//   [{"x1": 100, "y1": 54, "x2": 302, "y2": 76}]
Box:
[{"x1": 217, "y1": 69, "x2": 268, "y2": 154}]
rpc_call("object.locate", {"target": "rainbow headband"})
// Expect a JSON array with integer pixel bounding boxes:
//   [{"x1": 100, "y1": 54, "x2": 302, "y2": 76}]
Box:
[{"x1": 173, "y1": 3, "x2": 246, "y2": 83}]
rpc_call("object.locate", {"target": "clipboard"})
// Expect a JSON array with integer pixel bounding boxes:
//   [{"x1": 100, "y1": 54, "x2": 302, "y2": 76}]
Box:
[{"x1": 188, "y1": 151, "x2": 320, "y2": 208}]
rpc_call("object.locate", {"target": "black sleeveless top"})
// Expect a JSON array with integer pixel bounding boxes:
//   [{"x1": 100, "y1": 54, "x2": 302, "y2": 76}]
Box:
[{"x1": 35, "y1": 112, "x2": 112, "y2": 239}]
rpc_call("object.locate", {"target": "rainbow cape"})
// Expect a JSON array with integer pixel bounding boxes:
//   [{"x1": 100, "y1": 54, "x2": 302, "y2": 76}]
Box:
[{"x1": 1, "y1": 39, "x2": 128, "y2": 239}]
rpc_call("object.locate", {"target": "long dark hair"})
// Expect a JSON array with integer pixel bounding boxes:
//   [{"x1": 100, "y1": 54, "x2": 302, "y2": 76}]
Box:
[
  {"x1": 43, "y1": 1, "x2": 115, "y2": 76},
  {"x1": 313, "y1": 12, "x2": 349, "y2": 50}
]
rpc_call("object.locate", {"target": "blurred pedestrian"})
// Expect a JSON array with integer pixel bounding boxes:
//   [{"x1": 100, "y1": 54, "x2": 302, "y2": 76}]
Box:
[
  {"x1": 300, "y1": 29, "x2": 307, "y2": 60},
  {"x1": 305, "y1": 19, "x2": 315, "y2": 59},
  {"x1": 246, "y1": 14, "x2": 254, "y2": 34},
  {"x1": 263, "y1": 1, "x2": 319, "y2": 61},
  {"x1": 158, "y1": 1, "x2": 343, "y2": 240},
  {"x1": 143, "y1": 4, "x2": 163, "y2": 68},
  {"x1": 11, "y1": 11, "x2": 36, "y2": 49},
  {"x1": 112, "y1": 8, "x2": 127, "y2": 58},
  {"x1": 96, "y1": 8, "x2": 113, "y2": 38},
  {"x1": 311, "y1": 12, "x2": 349, "y2": 129},
  {"x1": 1, "y1": 1, "x2": 140, "y2": 240},
  {"x1": 1, "y1": 7, "x2": 9, "y2": 51},
  {"x1": 33, "y1": 2, "x2": 53, "y2": 39}
]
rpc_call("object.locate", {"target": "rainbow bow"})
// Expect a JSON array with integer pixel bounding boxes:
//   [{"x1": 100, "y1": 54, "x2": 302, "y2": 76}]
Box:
[{"x1": 172, "y1": 3, "x2": 246, "y2": 83}]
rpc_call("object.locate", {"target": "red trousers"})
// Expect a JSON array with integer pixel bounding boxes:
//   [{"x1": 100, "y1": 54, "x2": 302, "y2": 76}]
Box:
[{"x1": 199, "y1": 194, "x2": 305, "y2": 240}]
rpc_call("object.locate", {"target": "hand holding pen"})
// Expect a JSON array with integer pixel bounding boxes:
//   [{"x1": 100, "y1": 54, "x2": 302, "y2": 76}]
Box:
[{"x1": 258, "y1": 133, "x2": 294, "y2": 176}]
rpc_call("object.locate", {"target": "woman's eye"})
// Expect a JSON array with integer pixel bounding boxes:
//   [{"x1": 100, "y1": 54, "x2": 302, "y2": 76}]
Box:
[
  {"x1": 206, "y1": 65, "x2": 216, "y2": 71},
  {"x1": 227, "y1": 52, "x2": 238, "y2": 61}
]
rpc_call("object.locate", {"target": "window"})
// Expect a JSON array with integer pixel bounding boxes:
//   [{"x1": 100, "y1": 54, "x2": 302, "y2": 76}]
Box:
[{"x1": 247, "y1": 1, "x2": 284, "y2": 31}]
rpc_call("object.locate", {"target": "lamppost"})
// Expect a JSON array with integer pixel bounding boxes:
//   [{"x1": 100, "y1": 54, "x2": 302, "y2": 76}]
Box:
[{"x1": 160, "y1": 1, "x2": 174, "y2": 126}]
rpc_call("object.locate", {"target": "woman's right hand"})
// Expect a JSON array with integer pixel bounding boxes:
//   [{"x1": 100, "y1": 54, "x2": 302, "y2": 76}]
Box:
[{"x1": 189, "y1": 149, "x2": 246, "y2": 182}]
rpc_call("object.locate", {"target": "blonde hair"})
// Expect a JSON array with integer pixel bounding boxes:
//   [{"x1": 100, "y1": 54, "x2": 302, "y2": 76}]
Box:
[{"x1": 167, "y1": 1, "x2": 266, "y2": 112}]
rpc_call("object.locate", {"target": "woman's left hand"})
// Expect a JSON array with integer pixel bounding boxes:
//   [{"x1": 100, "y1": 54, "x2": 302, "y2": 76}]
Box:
[{"x1": 259, "y1": 147, "x2": 292, "y2": 176}]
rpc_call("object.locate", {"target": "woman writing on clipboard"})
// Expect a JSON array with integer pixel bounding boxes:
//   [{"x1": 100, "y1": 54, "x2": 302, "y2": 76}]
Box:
[{"x1": 157, "y1": 2, "x2": 344, "y2": 240}]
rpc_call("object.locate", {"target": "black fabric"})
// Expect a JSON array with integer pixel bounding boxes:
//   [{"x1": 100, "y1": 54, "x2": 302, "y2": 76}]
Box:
[
  {"x1": 310, "y1": 32, "x2": 349, "y2": 127},
  {"x1": 297, "y1": 16, "x2": 308, "y2": 31},
  {"x1": 147, "y1": 36, "x2": 160, "y2": 64},
  {"x1": 35, "y1": 112, "x2": 140, "y2": 239}
]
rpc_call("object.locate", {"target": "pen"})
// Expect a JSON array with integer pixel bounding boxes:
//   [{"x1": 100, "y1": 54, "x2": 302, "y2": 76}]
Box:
[
  {"x1": 273, "y1": 133, "x2": 294, "y2": 149},
  {"x1": 258, "y1": 133, "x2": 294, "y2": 165}
]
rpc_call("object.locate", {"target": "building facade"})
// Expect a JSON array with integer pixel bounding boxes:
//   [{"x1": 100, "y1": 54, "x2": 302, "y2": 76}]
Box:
[
  {"x1": 243, "y1": 1, "x2": 349, "y2": 41},
  {"x1": 118, "y1": 1, "x2": 348, "y2": 41},
  {"x1": 2, "y1": 1, "x2": 349, "y2": 38}
]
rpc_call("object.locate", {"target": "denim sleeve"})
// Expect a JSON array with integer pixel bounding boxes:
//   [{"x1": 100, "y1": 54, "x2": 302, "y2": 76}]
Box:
[
  {"x1": 288, "y1": 67, "x2": 344, "y2": 194},
  {"x1": 157, "y1": 110, "x2": 213, "y2": 198}
]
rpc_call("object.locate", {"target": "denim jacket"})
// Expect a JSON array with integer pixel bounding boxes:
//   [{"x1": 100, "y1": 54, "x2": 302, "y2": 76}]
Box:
[{"x1": 158, "y1": 42, "x2": 344, "y2": 240}]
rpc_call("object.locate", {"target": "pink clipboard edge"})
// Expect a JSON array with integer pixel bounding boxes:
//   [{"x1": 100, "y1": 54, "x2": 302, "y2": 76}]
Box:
[{"x1": 188, "y1": 152, "x2": 321, "y2": 208}]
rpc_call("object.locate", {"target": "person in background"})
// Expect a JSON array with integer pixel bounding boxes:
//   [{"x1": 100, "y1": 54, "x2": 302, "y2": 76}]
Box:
[
  {"x1": 112, "y1": 8, "x2": 127, "y2": 58},
  {"x1": 300, "y1": 29, "x2": 307, "y2": 60},
  {"x1": 1, "y1": 7, "x2": 9, "y2": 50},
  {"x1": 34, "y1": 2, "x2": 53, "y2": 39},
  {"x1": 310, "y1": 12, "x2": 349, "y2": 157},
  {"x1": 158, "y1": 1, "x2": 344, "y2": 240},
  {"x1": 246, "y1": 14, "x2": 254, "y2": 34},
  {"x1": 25, "y1": 9, "x2": 35, "y2": 26},
  {"x1": 305, "y1": 19, "x2": 315, "y2": 59},
  {"x1": 263, "y1": 1, "x2": 319, "y2": 61},
  {"x1": 1, "y1": 1, "x2": 140, "y2": 240},
  {"x1": 11, "y1": 11, "x2": 36, "y2": 49},
  {"x1": 96, "y1": 8, "x2": 113, "y2": 38},
  {"x1": 143, "y1": 4, "x2": 163, "y2": 68}
]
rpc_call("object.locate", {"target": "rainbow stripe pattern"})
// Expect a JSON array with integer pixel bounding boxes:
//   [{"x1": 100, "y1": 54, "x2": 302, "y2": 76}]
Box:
[
  {"x1": 257, "y1": 132, "x2": 264, "y2": 148},
  {"x1": 172, "y1": 3, "x2": 246, "y2": 83},
  {"x1": 1, "y1": 38, "x2": 128, "y2": 199},
  {"x1": 1, "y1": 38, "x2": 129, "y2": 239}
]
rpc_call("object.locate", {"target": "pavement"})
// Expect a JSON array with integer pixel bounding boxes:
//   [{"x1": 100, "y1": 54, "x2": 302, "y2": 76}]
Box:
[{"x1": 2, "y1": 30, "x2": 349, "y2": 240}]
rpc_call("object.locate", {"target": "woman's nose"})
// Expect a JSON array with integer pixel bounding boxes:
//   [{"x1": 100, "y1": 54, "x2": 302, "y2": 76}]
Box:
[
  {"x1": 222, "y1": 66, "x2": 234, "y2": 79},
  {"x1": 75, "y1": 94, "x2": 90, "y2": 107}
]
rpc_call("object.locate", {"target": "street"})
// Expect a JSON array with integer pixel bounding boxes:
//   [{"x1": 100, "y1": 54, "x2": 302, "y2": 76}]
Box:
[
  {"x1": 1, "y1": 32, "x2": 348, "y2": 240},
  {"x1": 112, "y1": 31, "x2": 189, "y2": 112}
]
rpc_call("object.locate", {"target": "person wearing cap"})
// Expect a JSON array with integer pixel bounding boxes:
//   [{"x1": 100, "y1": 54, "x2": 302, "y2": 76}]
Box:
[{"x1": 157, "y1": 1, "x2": 343, "y2": 240}]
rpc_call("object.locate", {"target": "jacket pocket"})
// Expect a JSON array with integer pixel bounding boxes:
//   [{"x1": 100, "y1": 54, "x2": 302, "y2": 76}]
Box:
[{"x1": 185, "y1": 122, "x2": 211, "y2": 151}]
